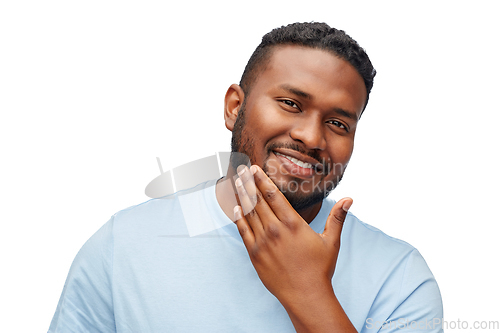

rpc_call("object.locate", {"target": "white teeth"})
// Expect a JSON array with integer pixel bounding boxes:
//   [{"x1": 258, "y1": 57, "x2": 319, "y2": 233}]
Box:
[{"x1": 275, "y1": 152, "x2": 313, "y2": 169}]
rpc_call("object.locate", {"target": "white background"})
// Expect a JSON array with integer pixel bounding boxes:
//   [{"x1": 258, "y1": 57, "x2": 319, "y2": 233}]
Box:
[{"x1": 1, "y1": 1, "x2": 499, "y2": 332}]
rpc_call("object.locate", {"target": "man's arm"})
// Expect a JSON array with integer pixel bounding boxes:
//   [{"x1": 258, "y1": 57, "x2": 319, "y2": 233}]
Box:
[
  {"x1": 233, "y1": 165, "x2": 357, "y2": 333},
  {"x1": 48, "y1": 218, "x2": 116, "y2": 333}
]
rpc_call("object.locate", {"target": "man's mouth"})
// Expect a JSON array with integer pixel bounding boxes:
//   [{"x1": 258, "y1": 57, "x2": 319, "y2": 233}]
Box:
[
  {"x1": 275, "y1": 152, "x2": 313, "y2": 168},
  {"x1": 274, "y1": 151, "x2": 324, "y2": 174}
]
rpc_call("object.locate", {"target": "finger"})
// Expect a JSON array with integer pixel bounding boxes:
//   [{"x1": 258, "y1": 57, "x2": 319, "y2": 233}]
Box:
[
  {"x1": 322, "y1": 197, "x2": 353, "y2": 246},
  {"x1": 235, "y1": 176, "x2": 264, "y2": 235},
  {"x1": 239, "y1": 166, "x2": 273, "y2": 221},
  {"x1": 240, "y1": 167, "x2": 287, "y2": 238},
  {"x1": 250, "y1": 165, "x2": 302, "y2": 229},
  {"x1": 233, "y1": 205, "x2": 255, "y2": 249},
  {"x1": 237, "y1": 165, "x2": 257, "y2": 209}
]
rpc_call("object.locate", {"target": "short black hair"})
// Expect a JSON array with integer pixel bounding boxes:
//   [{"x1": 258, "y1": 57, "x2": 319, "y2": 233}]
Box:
[{"x1": 239, "y1": 22, "x2": 376, "y2": 111}]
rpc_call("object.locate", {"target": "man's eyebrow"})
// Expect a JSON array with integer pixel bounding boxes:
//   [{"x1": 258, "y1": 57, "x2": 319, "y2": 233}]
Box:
[
  {"x1": 279, "y1": 84, "x2": 311, "y2": 100},
  {"x1": 332, "y1": 107, "x2": 359, "y2": 121}
]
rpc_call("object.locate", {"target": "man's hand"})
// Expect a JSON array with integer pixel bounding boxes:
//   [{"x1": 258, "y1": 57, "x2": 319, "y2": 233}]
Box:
[{"x1": 233, "y1": 165, "x2": 356, "y2": 332}]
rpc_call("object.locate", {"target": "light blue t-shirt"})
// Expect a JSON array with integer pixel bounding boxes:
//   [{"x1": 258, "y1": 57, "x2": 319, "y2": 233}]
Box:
[{"x1": 49, "y1": 180, "x2": 443, "y2": 332}]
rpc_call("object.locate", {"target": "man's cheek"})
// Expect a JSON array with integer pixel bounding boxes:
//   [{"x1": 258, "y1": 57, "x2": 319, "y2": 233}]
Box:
[{"x1": 265, "y1": 163, "x2": 279, "y2": 178}]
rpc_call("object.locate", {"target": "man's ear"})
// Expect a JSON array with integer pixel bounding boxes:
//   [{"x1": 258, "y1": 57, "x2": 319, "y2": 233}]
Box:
[{"x1": 224, "y1": 84, "x2": 245, "y2": 131}]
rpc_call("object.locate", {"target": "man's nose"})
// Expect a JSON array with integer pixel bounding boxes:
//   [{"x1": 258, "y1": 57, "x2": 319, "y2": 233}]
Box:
[{"x1": 289, "y1": 116, "x2": 326, "y2": 150}]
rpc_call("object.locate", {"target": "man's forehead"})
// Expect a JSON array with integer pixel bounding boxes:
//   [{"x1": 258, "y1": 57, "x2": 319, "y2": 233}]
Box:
[
  {"x1": 262, "y1": 45, "x2": 363, "y2": 87},
  {"x1": 267, "y1": 44, "x2": 338, "y2": 65}
]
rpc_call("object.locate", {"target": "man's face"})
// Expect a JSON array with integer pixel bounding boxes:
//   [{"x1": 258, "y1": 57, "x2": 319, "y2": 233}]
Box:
[{"x1": 230, "y1": 45, "x2": 367, "y2": 212}]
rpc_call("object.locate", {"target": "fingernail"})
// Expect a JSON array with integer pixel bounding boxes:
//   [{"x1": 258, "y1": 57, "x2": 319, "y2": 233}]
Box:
[
  {"x1": 250, "y1": 165, "x2": 258, "y2": 175},
  {"x1": 342, "y1": 200, "x2": 352, "y2": 212},
  {"x1": 237, "y1": 166, "x2": 246, "y2": 176},
  {"x1": 235, "y1": 178, "x2": 242, "y2": 187},
  {"x1": 234, "y1": 206, "x2": 242, "y2": 220}
]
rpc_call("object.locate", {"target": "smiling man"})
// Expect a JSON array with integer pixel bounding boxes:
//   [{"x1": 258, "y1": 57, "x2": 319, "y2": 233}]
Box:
[
  {"x1": 224, "y1": 44, "x2": 366, "y2": 220},
  {"x1": 49, "y1": 23, "x2": 443, "y2": 332}
]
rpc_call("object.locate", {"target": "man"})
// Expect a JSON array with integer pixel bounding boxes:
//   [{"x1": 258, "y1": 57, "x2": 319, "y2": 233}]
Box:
[{"x1": 49, "y1": 22, "x2": 443, "y2": 332}]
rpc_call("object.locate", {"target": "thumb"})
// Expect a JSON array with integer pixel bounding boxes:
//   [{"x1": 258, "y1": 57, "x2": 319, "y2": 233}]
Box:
[{"x1": 322, "y1": 197, "x2": 353, "y2": 245}]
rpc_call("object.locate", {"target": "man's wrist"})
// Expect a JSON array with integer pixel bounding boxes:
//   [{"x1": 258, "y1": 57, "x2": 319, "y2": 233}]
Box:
[
  {"x1": 277, "y1": 281, "x2": 357, "y2": 333},
  {"x1": 280, "y1": 280, "x2": 335, "y2": 313}
]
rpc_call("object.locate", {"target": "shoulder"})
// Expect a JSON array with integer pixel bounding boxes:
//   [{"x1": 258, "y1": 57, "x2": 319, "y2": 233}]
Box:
[
  {"x1": 113, "y1": 180, "x2": 215, "y2": 221},
  {"x1": 325, "y1": 199, "x2": 443, "y2": 330},
  {"x1": 320, "y1": 197, "x2": 416, "y2": 257},
  {"x1": 344, "y1": 210, "x2": 416, "y2": 256},
  {"x1": 111, "y1": 179, "x2": 220, "y2": 237},
  {"x1": 340, "y1": 206, "x2": 437, "y2": 285},
  {"x1": 49, "y1": 218, "x2": 116, "y2": 332}
]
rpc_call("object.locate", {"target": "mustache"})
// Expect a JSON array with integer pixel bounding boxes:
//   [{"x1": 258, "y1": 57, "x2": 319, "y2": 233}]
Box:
[{"x1": 266, "y1": 142, "x2": 332, "y2": 174}]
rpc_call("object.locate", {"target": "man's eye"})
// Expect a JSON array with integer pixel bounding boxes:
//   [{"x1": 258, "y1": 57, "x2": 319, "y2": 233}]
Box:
[
  {"x1": 328, "y1": 120, "x2": 348, "y2": 131},
  {"x1": 281, "y1": 100, "x2": 299, "y2": 109}
]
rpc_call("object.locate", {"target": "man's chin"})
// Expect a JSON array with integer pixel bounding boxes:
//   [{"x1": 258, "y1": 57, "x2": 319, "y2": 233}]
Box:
[
  {"x1": 268, "y1": 175, "x2": 336, "y2": 212},
  {"x1": 270, "y1": 179, "x2": 325, "y2": 211},
  {"x1": 281, "y1": 190, "x2": 326, "y2": 212}
]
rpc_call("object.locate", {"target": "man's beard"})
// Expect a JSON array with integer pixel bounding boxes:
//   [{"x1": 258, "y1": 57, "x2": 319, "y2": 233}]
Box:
[{"x1": 230, "y1": 101, "x2": 342, "y2": 212}]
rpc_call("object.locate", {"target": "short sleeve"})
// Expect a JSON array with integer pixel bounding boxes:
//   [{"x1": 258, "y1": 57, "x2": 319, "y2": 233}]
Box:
[
  {"x1": 48, "y1": 218, "x2": 116, "y2": 333},
  {"x1": 366, "y1": 249, "x2": 443, "y2": 333}
]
